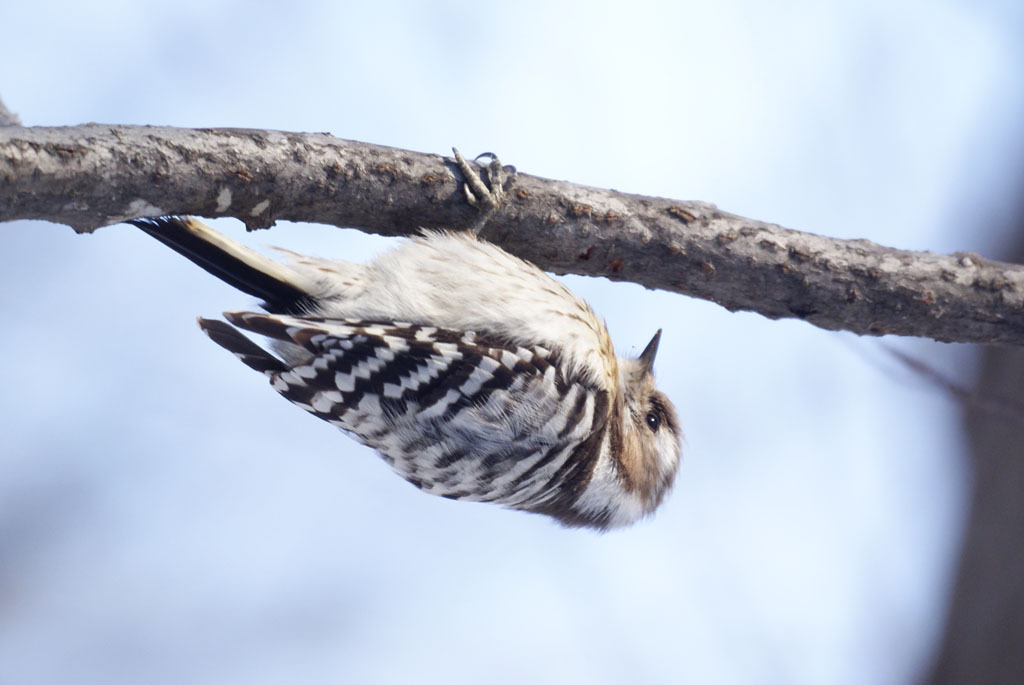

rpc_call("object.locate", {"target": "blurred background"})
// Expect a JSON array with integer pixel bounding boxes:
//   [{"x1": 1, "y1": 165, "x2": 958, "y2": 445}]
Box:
[{"x1": 2, "y1": 2, "x2": 1023, "y2": 683}]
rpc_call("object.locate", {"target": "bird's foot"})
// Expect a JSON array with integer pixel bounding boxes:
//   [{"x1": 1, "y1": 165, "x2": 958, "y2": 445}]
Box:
[{"x1": 453, "y1": 147, "x2": 516, "y2": 234}]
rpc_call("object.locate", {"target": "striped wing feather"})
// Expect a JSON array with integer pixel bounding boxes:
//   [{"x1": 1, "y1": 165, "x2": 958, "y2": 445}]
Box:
[{"x1": 207, "y1": 312, "x2": 609, "y2": 509}]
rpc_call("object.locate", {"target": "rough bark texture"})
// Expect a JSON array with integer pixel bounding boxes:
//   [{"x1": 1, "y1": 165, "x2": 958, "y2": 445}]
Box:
[{"x1": 2, "y1": 124, "x2": 1023, "y2": 345}]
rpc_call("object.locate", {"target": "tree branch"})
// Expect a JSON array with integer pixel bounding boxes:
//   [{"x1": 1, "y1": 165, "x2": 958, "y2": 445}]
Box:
[{"x1": 2, "y1": 123, "x2": 1022, "y2": 344}]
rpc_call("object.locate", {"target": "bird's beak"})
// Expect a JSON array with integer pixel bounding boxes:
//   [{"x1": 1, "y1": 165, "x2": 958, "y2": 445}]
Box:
[{"x1": 638, "y1": 329, "x2": 662, "y2": 374}]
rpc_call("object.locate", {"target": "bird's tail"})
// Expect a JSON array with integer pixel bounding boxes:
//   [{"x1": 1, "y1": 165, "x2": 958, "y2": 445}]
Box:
[
  {"x1": 130, "y1": 216, "x2": 316, "y2": 314},
  {"x1": 196, "y1": 317, "x2": 287, "y2": 374}
]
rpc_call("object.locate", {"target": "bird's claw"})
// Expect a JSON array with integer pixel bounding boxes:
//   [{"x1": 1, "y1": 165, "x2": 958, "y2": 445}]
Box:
[{"x1": 453, "y1": 147, "x2": 516, "y2": 234}]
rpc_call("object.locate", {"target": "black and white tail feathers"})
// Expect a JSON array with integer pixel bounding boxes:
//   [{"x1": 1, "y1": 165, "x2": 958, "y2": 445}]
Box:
[{"x1": 130, "y1": 217, "x2": 316, "y2": 315}]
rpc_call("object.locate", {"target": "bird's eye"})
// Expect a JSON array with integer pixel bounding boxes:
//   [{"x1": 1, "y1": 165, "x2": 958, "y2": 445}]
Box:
[{"x1": 645, "y1": 411, "x2": 660, "y2": 432}]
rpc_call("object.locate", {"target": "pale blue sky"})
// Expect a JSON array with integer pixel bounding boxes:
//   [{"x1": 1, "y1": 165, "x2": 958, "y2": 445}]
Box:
[{"x1": 1, "y1": 2, "x2": 1022, "y2": 684}]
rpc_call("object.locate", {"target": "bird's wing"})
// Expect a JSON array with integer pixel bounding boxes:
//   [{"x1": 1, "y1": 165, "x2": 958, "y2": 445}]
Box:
[{"x1": 200, "y1": 312, "x2": 609, "y2": 507}]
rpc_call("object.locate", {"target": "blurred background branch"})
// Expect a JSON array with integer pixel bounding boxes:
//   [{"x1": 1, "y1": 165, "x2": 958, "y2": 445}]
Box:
[{"x1": 925, "y1": 174, "x2": 1024, "y2": 684}]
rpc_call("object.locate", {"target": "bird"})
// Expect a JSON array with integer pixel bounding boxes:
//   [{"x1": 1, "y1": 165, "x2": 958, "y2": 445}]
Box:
[{"x1": 130, "y1": 214, "x2": 681, "y2": 529}]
